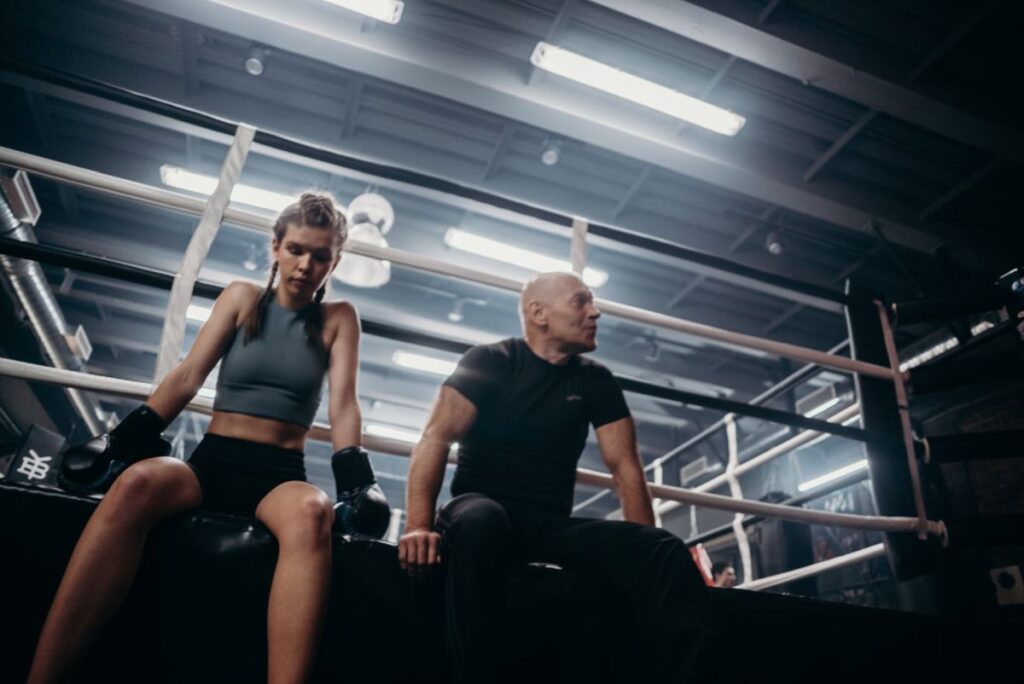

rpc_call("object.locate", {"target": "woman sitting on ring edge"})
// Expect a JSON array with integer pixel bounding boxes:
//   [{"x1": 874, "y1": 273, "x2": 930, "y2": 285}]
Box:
[{"x1": 27, "y1": 192, "x2": 388, "y2": 683}]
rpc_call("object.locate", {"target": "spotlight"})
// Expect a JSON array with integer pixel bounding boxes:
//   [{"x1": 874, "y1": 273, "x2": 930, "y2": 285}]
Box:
[
  {"x1": 242, "y1": 243, "x2": 259, "y2": 272},
  {"x1": 540, "y1": 139, "x2": 561, "y2": 166},
  {"x1": 765, "y1": 230, "x2": 784, "y2": 256},
  {"x1": 448, "y1": 299, "x2": 465, "y2": 323},
  {"x1": 245, "y1": 46, "x2": 270, "y2": 76}
]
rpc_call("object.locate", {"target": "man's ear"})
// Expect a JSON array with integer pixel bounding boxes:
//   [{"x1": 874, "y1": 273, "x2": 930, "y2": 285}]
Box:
[{"x1": 527, "y1": 300, "x2": 547, "y2": 327}]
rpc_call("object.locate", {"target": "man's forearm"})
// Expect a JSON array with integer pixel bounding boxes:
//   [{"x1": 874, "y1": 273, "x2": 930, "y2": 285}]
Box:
[
  {"x1": 405, "y1": 437, "x2": 449, "y2": 530},
  {"x1": 616, "y1": 469, "x2": 656, "y2": 526}
]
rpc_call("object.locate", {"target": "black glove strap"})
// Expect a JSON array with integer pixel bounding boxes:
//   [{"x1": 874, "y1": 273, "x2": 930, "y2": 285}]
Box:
[
  {"x1": 111, "y1": 405, "x2": 169, "y2": 439},
  {"x1": 331, "y1": 446, "x2": 375, "y2": 490},
  {"x1": 109, "y1": 405, "x2": 171, "y2": 461}
]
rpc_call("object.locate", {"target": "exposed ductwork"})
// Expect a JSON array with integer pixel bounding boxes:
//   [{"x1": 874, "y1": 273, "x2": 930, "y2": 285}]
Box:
[{"x1": 0, "y1": 177, "x2": 103, "y2": 437}]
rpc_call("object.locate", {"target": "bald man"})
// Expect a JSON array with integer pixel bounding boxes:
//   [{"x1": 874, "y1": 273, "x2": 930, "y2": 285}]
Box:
[{"x1": 399, "y1": 273, "x2": 708, "y2": 682}]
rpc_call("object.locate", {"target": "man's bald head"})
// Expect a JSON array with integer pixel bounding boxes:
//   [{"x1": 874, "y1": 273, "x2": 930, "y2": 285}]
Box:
[
  {"x1": 519, "y1": 272, "x2": 600, "y2": 355},
  {"x1": 519, "y1": 272, "x2": 586, "y2": 322}
]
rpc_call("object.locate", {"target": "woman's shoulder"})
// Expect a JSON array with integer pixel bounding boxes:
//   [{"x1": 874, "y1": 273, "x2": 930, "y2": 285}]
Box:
[
  {"x1": 222, "y1": 280, "x2": 263, "y2": 302},
  {"x1": 322, "y1": 298, "x2": 360, "y2": 329},
  {"x1": 218, "y1": 280, "x2": 264, "y2": 321}
]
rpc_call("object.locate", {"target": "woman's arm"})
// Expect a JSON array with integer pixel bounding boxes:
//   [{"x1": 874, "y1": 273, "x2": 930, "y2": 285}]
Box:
[
  {"x1": 326, "y1": 301, "x2": 362, "y2": 450},
  {"x1": 146, "y1": 282, "x2": 256, "y2": 421}
]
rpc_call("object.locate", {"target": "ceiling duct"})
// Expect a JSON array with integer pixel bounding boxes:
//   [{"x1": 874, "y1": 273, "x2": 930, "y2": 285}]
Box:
[{"x1": 0, "y1": 171, "x2": 102, "y2": 437}]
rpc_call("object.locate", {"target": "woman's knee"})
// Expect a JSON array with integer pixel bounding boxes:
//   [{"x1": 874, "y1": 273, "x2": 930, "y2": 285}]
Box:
[
  {"x1": 269, "y1": 489, "x2": 334, "y2": 550},
  {"x1": 103, "y1": 458, "x2": 198, "y2": 518}
]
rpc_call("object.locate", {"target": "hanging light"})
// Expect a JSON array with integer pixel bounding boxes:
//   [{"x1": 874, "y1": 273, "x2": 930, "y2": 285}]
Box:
[{"x1": 335, "y1": 192, "x2": 394, "y2": 288}]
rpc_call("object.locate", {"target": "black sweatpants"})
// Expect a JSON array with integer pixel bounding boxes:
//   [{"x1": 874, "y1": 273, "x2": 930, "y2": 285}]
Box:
[{"x1": 435, "y1": 493, "x2": 709, "y2": 683}]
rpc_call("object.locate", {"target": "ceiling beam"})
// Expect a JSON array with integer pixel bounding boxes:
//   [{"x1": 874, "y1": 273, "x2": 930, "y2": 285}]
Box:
[
  {"x1": 0, "y1": 68, "x2": 856, "y2": 312},
  {"x1": 609, "y1": 166, "x2": 651, "y2": 218},
  {"x1": 340, "y1": 76, "x2": 363, "y2": 140},
  {"x1": 120, "y1": 0, "x2": 987, "y2": 267},
  {"x1": 802, "y1": 0, "x2": 999, "y2": 182},
  {"x1": 590, "y1": 0, "x2": 1023, "y2": 164},
  {"x1": 526, "y1": 0, "x2": 577, "y2": 86},
  {"x1": 177, "y1": 20, "x2": 201, "y2": 98},
  {"x1": 918, "y1": 159, "x2": 1000, "y2": 222},
  {"x1": 667, "y1": 206, "x2": 778, "y2": 309},
  {"x1": 480, "y1": 123, "x2": 513, "y2": 181}
]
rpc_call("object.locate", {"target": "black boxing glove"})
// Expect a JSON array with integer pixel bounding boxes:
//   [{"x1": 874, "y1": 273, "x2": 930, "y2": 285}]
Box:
[
  {"x1": 331, "y1": 446, "x2": 391, "y2": 539},
  {"x1": 58, "y1": 405, "x2": 171, "y2": 495}
]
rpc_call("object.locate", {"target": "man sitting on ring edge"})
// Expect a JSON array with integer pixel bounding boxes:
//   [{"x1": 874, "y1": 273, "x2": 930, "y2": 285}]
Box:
[{"x1": 399, "y1": 271, "x2": 709, "y2": 682}]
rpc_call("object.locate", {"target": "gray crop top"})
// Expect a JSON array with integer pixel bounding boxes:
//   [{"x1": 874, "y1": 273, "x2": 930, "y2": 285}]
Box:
[{"x1": 213, "y1": 298, "x2": 328, "y2": 428}]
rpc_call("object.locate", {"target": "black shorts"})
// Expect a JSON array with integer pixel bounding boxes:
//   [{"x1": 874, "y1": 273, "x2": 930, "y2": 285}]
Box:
[{"x1": 187, "y1": 434, "x2": 307, "y2": 518}]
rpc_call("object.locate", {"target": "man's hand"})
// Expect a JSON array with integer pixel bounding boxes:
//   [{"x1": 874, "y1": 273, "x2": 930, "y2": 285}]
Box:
[{"x1": 398, "y1": 527, "x2": 442, "y2": 577}]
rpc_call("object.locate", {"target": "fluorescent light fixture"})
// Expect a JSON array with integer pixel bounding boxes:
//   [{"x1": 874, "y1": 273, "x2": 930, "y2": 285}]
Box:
[
  {"x1": 803, "y1": 396, "x2": 841, "y2": 419},
  {"x1": 186, "y1": 304, "x2": 212, "y2": 323},
  {"x1": 160, "y1": 165, "x2": 295, "y2": 212},
  {"x1": 392, "y1": 350, "x2": 457, "y2": 376},
  {"x1": 530, "y1": 42, "x2": 746, "y2": 136},
  {"x1": 365, "y1": 423, "x2": 421, "y2": 444},
  {"x1": 323, "y1": 0, "x2": 404, "y2": 24},
  {"x1": 444, "y1": 228, "x2": 608, "y2": 288},
  {"x1": 798, "y1": 460, "x2": 869, "y2": 493},
  {"x1": 898, "y1": 321, "x2": 995, "y2": 372},
  {"x1": 197, "y1": 387, "x2": 217, "y2": 400}
]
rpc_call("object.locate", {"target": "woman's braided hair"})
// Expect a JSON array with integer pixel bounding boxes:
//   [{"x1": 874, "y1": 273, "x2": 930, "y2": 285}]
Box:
[{"x1": 243, "y1": 192, "x2": 347, "y2": 345}]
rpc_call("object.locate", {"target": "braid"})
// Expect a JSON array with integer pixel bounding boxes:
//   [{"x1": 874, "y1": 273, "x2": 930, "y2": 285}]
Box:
[
  {"x1": 244, "y1": 261, "x2": 278, "y2": 343},
  {"x1": 304, "y1": 283, "x2": 327, "y2": 343}
]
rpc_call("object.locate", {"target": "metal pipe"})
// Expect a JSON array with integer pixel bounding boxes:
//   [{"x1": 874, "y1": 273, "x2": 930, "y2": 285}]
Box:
[{"x1": 0, "y1": 189, "x2": 103, "y2": 436}]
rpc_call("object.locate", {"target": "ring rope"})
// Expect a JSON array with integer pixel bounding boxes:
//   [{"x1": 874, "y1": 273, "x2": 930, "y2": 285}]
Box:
[
  {"x1": 737, "y1": 543, "x2": 887, "y2": 591},
  {"x1": 570, "y1": 216, "x2": 588, "y2": 276},
  {"x1": 656, "y1": 403, "x2": 861, "y2": 516},
  {"x1": 725, "y1": 416, "x2": 754, "y2": 585},
  {"x1": 0, "y1": 358, "x2": 946, "y2": 539},
  {"x1": 0, "y1": 146, "x2": 894, "y2": 381},
  {"x1": 153, "y1": 124, "x2": 255, "y2": 384}
]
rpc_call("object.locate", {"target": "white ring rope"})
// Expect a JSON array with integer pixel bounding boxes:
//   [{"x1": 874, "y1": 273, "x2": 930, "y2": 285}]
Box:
[
  {"x1": 154, "y1": 124, "x2": 255, "y2": 385},
  {"x1": 0, "y1": 146, "x2": 894, "y2": 381},
  {"x1": 0, "y1": 359, "x2": 946, "y2": 540},
  {"x1": 725, "y1": 416, "x2": 754, "y2": 585},
  {"x1": 652, "y1": 461, "x2": 664, "y2": 529},
  {"x1": 570, "y1": 216, "x2": 588, "y2": 276},
  {"x1": 737, "y1": 543, "x2": 887, "y2": 591},
  {"x1": 657, "y1": 403, "x2": 861, "y2": 516}
]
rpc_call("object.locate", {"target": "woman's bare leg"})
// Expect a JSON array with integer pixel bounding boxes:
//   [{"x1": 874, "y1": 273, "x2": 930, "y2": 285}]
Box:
[
  {"x1": 27, "y1": 457, "x2": 202, "y2": 684},
  {"x1": 255, "y1": 481, "x2": 334, "y2": 684}
]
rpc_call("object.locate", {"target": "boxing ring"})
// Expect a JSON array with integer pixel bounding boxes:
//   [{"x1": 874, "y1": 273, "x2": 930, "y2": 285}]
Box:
[{"x1": 0, "y1": 60, "x2": 1017, "y2": 602}]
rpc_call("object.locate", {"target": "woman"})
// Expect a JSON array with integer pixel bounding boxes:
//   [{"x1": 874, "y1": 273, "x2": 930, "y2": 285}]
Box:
[{"x1": 28, "y1": 192, "x2": 361, "y2": 683}]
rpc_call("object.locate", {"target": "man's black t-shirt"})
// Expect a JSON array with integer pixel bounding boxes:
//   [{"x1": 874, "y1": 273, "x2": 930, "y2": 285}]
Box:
[{"x1": 443, "y1": 337, "x2": 631, "y2": 516}]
